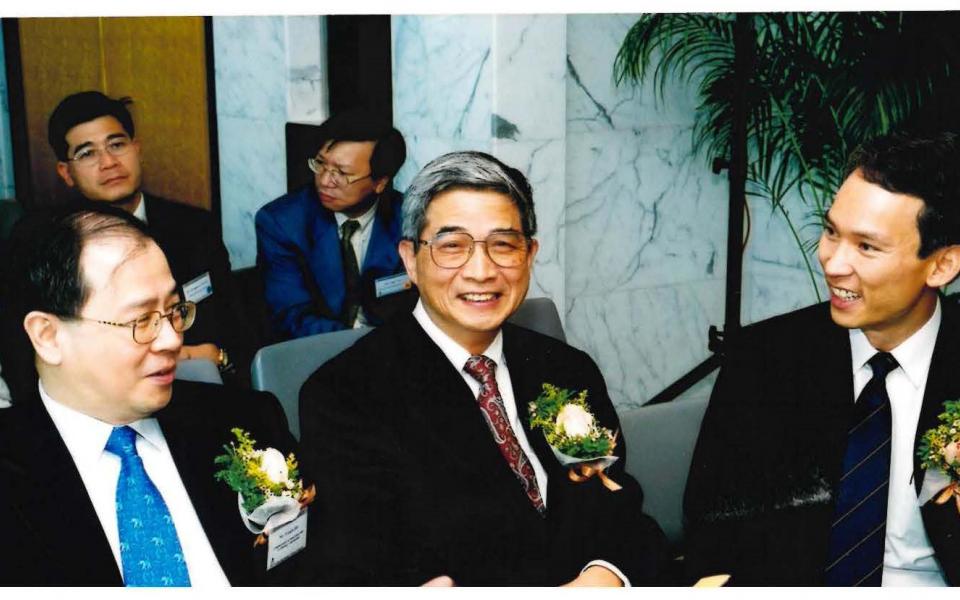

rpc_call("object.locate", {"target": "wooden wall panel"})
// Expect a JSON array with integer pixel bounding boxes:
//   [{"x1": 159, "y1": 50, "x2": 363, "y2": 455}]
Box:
[{"x1": 17, "y1": 17, "x2": 211, "y2": 209}]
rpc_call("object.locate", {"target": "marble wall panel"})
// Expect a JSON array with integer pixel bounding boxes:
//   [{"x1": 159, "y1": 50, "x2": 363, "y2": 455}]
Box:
[
  {"x1": 285, "y1": 16, "x2": 327, "y2": 124},
  {"x1": 492, "y1": 15, "x2": 566, "y2": 141},
  {"x1": 565, "y1": 278, "x2": 726, "y2": 409},
  {"x1": 565, "y1": 126, "x2": 728, "y2": 297},
  {"x1": 213, "y1": 17, "x2": 287, "y2": 122},
  {"x1": 217, "y1": 114, "x2": 287, "y2": 268},
  {"x1": 566, "y1": 14, "x2": 698, "y2": 134},
  {"x1": 393, "y1": 15, "x2": 494, "y2": 143}
]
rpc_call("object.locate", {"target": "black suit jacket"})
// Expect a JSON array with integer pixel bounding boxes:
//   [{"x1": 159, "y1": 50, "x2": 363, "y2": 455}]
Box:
[
  {"x1": 684, "y1": 301, "x2": 960, "y2": 585},
  {"x1": 0, "y1": 381, "x2": 314, "y2": 586},
  {"x1": 144, "y1": 195, "x2": 255, "y2": 383},
  {"x1": 299, "y1": 314, "x2": 667, "y2": 586}
]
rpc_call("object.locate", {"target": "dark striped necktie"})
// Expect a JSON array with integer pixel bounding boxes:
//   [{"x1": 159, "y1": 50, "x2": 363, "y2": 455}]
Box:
[
  {"x1": 339, "y1": 219, "x2": 361, "y2": 327},
  {"x1": 824, "y1": 351, "x2": 898, "y2": 586}
]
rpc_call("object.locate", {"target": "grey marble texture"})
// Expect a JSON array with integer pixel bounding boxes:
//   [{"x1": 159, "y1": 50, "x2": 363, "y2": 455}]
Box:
[{"x1": 213, "y1": 16, "x2": 327, "y2": 269}]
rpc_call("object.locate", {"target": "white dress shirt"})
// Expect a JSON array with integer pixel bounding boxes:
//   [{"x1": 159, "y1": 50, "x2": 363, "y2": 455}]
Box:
[
  {"x1": 40, "y1": 381, "x2": 230, "y2": 587},
  {"x1": 131, "y1": 191, "x2": 147, "y2": 223},
  {"x1": 848, "y1": 299, "x2": 946, "y2": 586},
  {"x1": 412, "y1": 301, "x2": 629, "y2": 585},
  {"x1": 334, "y1": 199, "x2": 378, "y2": 328}
]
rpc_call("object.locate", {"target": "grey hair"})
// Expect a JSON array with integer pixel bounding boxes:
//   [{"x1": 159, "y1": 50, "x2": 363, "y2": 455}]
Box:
[{"x1": 401, "y1": 151, "x2": 537, "y2": 241}]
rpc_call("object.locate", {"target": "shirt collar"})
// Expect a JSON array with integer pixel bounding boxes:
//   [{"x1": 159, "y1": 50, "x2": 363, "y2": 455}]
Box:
[
  {"x1": 131, "y1": 192, "x2": 147, "y2": 223},
  {"x1": 333, "y1": 197, "x2": 378, "y2": 232},
  {"x1": 39, "y1": 379, "x2": 165, "y2": 462},
  {"x1": 849, "y1": 297, "x2": 941, "y2": 389},
  {"x1": 412, "y1": 299, "x2": 504, "y2": 371}
]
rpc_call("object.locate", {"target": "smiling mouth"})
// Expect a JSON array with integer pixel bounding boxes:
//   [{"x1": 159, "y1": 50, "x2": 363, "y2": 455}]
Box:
[
  {"x1": 830, "y1": 286, "x2": 861, "y2": 301},
  {"x1": 461, "y1": 292, "x2": 501, "y2": 302}
]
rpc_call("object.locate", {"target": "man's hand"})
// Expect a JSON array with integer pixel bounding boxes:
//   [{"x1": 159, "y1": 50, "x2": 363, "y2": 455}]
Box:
[
  {"x1": 178, "y1": 343, "x2": 220, "y2": 363},
  {"x1": 421, "y1": 575, "x2": 455, "y2": 587},
  {"x1": 562, "y1": 565, "x2": 623, "y2": 587}
]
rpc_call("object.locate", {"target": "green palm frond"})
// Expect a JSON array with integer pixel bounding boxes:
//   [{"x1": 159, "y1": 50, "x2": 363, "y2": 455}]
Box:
[{"x1": 616, "y1": 12, "x2": 960, "y2": 297}]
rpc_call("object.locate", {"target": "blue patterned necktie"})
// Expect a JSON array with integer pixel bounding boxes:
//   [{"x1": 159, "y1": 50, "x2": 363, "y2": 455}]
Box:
[
  {"x1": 824, "y1": 352, "x2": 898, "y2": 586},
  {"x1": 105, "y1": 426, "x2": 191, "y2": 587}
]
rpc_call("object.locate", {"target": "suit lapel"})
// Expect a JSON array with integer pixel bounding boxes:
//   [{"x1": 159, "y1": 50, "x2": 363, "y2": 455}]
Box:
[
  {"x1": 398, "y1": 316, "x2": 532, "y2": 488},
  {"x1": 6, "y1": 399, "x2": 121, "y2": 585},
  {"x1": 913, "y1": 302, "x2": 960, "y2": 584},
  {"x1": 156, "y1": 391, "x2": 253, "y2": 585},
  {"x1": 308, "y1": 207, "x2": 347, "y2": 315}
]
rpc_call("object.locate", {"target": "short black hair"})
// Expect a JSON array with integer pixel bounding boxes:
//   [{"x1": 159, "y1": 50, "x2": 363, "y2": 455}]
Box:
[
  {"x1": 316, "y1": 108, "x2": 406, "y2": 180},
  {"x1": 48, "y1": 91, "x2": 135, "y2": 161},
  {"x1": 847, "y1": 131, "x2": 960, "y2": 257},
  {"x1": 0, "y1": 203, "x2": 154, "y2": 402}
]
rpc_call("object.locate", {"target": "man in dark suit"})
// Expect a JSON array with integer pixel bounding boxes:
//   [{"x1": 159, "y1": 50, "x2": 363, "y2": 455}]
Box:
[
  {"x1": 300, "y1": 151, "x2": 667, "y2": 586},
  {"x1": 685, "y1": 132, "x2": 960, "y2": 586},
  {"x1": 0, "y1": 205, "x2": 311, "y2": 585},
  {"x1": 256, "y1": 109, "x2": 415, "y2": 340},
  {"x1": 47, "y1": 91, "x2": 252, "y2": 383}
]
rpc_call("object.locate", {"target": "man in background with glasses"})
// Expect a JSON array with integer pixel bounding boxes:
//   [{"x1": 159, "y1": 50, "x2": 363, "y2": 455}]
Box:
[
  {"x1": 0, "y1": 204, "x2": 312, "y2": 586},
  {"x1": 256, "y1": 109, "x2": 415, "y2": 340},
  {"x1": 46, "y1": 91, "x2": 251, "y2": 384},
  {"x1": 299, "y1": 151, "x2": 667, "y2": 586}
]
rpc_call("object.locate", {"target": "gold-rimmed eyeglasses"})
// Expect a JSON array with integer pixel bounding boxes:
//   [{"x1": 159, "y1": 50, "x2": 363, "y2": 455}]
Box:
[
  {"x1": 68, "y1": 136, "x2": 134, "y2": 168},
  {"x1": 307, "y1": 157, "x2": 372, "y2": 187},
  {"x1": 75, "y1": 301, "x2": 196, "y2": 344},
  {"x1": 418, "y1": 231, "x2": 531, "y2": 269}
]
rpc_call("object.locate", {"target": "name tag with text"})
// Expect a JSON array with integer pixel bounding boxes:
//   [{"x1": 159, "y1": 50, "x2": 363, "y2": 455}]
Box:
[
  {"x1": 267, "y1": 509, "x2": 308, "y2": 569},
  {"x1": 375, "y1": 272, "x2": 412, "y2": 298},
  {"x1": 183, "y1": 272, "x2": 214, "y2": 304}
]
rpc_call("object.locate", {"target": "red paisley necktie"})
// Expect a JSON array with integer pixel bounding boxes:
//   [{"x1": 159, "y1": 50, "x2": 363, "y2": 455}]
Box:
[{"x1": 463, "y1": 355, "x2": 545, "y2": 513}]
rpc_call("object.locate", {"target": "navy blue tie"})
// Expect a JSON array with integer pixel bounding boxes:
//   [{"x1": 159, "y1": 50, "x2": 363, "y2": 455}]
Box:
[
  {"x1": 105, "y1": 426, "x2": 191, "y2": 587},
  {"x1": 824, "y1": 352, "x2": 898, "y2": 586}
]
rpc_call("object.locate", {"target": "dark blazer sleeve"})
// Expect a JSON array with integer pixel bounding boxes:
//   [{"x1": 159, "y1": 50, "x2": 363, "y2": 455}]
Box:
[
  {"x1": 299, "y1": 350, "x2": 415, "y2": 585},
  {"x1": 255, "y1": 200, "x2": 346, "y2": 339},
  {"x1": 511, "y1": 332, "x2": 669, "y2": 585}
]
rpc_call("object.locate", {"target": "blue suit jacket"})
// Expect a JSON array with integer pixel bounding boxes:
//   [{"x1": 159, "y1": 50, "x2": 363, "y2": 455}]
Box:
[{"x1": 255, "y1": 186, "x2": 412, "y2": 340}]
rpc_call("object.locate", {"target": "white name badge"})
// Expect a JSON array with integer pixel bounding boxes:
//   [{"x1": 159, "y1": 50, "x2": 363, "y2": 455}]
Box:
[
  {"x1": 374, "y1": 272, "x2": 412, "y2": 298},
  {"x1": 183, "y1": 272, "x2": 214, "y2": 304},
  {"x1": 267, "y1": 508, "x2": 308, "y2": 570}
]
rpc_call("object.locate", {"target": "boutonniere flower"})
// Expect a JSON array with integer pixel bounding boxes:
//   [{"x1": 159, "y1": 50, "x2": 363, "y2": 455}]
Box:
[
  {"x1": 528, "y1": 383, "x2": 622, "y2": 491},
  {"x1": 917, "y1": 400, "x2": 960, "y2": 514},
  {"x1": 214, "y1": 428, "x2": 316, "y2": 546}
]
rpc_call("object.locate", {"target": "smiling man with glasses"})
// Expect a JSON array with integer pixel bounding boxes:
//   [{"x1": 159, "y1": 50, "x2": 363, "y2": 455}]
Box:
[
  {"x1": 0, "y1": 204, "x2": 313, "y2": 586},
  {"x1": 299, "y1": 151, "x2": 668, "y2": 586},
  {"x1": 47, "y1": 91, "x2": 252, "y2": 384},
  {"x1": 256, "y1": 108, "x2": 415, "y2": 340}
]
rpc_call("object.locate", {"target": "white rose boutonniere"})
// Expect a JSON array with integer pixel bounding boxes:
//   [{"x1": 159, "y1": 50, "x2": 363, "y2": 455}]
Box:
[
  {"x1": 528, "y1": 383, "x2": 621, "y2": 491},
  {"x1": 918, "y1": 399, "x2": 960, "y2": 514},
  {"x1": 214, "y1": 428, "x2": 316, "y2": 546}
]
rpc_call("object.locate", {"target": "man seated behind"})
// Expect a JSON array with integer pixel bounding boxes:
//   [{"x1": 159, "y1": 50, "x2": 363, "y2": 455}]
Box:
[
  {"x1": 48, "y1": 91, "x2": 251, "y2": 381},
  {"x1": 0, "y1": 205, "x2": 309, "y2": 586},
  {"x1": 256, "y1": 109, "x2": 415, "y2": 340},
  {"x1": 685, "y1": 132, "x2": 960, "y2": 586},
  {"x1": 300, "y1": 151, "x2": 667, "y2": 586}
]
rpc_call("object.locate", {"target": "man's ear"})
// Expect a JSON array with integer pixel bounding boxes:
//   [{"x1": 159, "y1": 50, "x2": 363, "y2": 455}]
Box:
[
  {"x1": 928, "y1": 245, "x2": 960, "y2": 289},
  {"x1": 398, "y1": 239, "x2": 419, "y2": 286},
  {"x1": 56, "y1": 162, "x2": 75, "y2": 187},
  {"x1": 23, "y1": 311, "x2": 65, "y2": 366},
  {"x1": 373, "y1": 176, "x2": 390, "y2": 195}
]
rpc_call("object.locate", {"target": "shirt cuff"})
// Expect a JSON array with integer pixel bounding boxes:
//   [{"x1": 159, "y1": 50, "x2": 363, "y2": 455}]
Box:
[{"x1": 583, "y1": 560, "x2": 630, "y2": 587}]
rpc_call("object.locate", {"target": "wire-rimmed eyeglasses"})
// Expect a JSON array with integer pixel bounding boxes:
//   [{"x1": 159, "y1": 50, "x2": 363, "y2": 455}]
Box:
[
  {"x1": 75, "y1": 301, "x2": 197, "y2": 344},
  {"x1": 418, "y1": 231, "x2": 531, "y2": 269}
]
